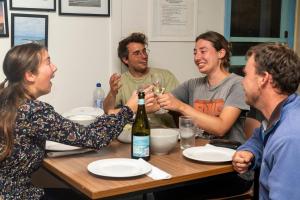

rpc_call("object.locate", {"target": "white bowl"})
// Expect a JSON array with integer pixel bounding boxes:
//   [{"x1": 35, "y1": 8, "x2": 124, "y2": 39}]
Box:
[
  {"x1": 67, "y1": 107, "x2": 104, "y2": 116},
  {"x1": 67, "y1": 114, "x2": 96, "y2": 126},
  {"x1": 62, "y1": 106, "x2": 102, "y2": 127},
  {"x1": 150, "y1": 129, "x2": 179, "y2": 155},
  {"x1": 118, "y1": 124, "x2": 132, "y2": 143}
]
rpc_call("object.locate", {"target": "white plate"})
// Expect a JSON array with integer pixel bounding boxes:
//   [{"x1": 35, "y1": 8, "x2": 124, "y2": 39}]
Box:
[
  {"x1": 182, "y1": 144, "x2": 236, "y2": 163},
  {"x1": 87, "y1": 158, "x2": 152, "y2": 178},
  {"x1": 62, "y1": 106, "x2": 104, "y2": 118},
  {"x1": 46, "y1": 141, "x2": 82, "y2": 151}
]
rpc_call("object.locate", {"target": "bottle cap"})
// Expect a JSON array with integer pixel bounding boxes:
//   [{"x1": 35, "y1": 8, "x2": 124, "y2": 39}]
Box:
[
  {"x1": 96, "y1": 83, "x2": 101, "y2": 87},
  {"x1": 138, "y1": 91, "x2": 145, "y2": 98}
]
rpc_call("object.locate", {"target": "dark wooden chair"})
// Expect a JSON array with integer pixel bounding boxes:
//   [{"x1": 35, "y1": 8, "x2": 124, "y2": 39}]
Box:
[{"x1": 208, "y1": 168, "x2": 260, "y2": 200}]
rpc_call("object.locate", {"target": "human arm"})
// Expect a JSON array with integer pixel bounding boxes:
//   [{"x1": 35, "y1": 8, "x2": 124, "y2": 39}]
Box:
[
  {"x1": 157, "y1": 92, "x2": 242, "y2": 137},
  {"x1": 265, "y1": 137, "x2": 300, "y2": 199},
  {"x1": 27, "y1": 100, "x2": 133, "y2": 150},
  {"x1": 107, "y1": 85, "x2": 158, "y2": 115},
  {"x1": 144, "y1": 85, "x2": 160, "y2": 113},
  {"x1": 237, "y1": 127, "x2": 264, "y2": 170},
  {"x1": 159, "y1": 76, "x2": 249, "y2": 137},
  {"x1": 146, "y1": 69, "x2": 178, "y2": 114},
  {"x1": 103, "y1": 73, "x2": 121, "y2": 114}
]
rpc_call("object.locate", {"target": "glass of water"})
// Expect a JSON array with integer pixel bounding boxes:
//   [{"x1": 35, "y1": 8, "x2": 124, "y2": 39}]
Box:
[{"x1": 179, "y1": 116, "x2": 195, "y2": 149}]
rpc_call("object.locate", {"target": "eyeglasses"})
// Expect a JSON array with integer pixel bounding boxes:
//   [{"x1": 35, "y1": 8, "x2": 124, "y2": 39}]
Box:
[{"x1": 130, "y1": 48, "x2": 150, "y2": 57}]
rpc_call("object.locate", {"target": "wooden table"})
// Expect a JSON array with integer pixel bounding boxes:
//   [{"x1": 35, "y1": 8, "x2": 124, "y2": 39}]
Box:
[{"x1": 43, "y1": 139, "x2": 234, "y2": 199}]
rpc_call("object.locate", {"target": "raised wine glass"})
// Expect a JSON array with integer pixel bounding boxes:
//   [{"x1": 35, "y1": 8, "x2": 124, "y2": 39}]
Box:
[{"x1": 151, "y1": 73, "x2": 168, "y2": 114}]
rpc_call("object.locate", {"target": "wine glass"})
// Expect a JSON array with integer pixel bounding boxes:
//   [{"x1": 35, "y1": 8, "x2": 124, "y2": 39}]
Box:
[{"x1": 151, "y1": 73, "x2": 168, "y2": 114}]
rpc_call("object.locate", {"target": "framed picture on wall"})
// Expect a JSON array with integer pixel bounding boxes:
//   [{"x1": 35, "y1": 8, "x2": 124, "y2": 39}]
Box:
[
  {"x1": 0, "y1": 0, "x2": 9, "y2": 37},
  {"x1": 148, "y1": 0, "x2": 198, "y2": 41},
  {"x1": 59, "y1": 0, "x2": 110, "y2": 16},
  {"x1": 11, "y1": 13, "x2": 48, "y2": 47},
  {"x1": 10, "y1": 0, "x2": 56, "y2": 11}
]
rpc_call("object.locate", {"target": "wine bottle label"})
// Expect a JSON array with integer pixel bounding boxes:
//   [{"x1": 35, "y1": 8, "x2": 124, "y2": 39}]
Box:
[
  {"x1": 138, "y1": 99, "x2": 145, "y2": 105},
  {"x1": 132, "y1": 135, "x2": 150, "y2": 157}
]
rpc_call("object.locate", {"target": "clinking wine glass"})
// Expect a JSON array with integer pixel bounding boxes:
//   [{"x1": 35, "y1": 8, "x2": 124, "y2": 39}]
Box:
[{"x1": 151, "y1": 73, "x2": 168, "y2": 114}]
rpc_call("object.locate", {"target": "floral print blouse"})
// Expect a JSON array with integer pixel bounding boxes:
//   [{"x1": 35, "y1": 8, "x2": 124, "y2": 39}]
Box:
[{"x1": 0, "y1": 100, "x2": 133, "y2": 200}]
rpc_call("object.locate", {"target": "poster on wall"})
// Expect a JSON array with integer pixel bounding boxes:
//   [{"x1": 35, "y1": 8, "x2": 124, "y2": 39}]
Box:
[
  {"x1": 149, "y1": 0, "x2": 198, "y2": 41},
  {"x1": 11, "y1": 13, "x2": 48, "y2": 47},
  {"x1": 10, "y1": 0, "x2": 56, "y2": 11},
  {"x1": 0, "y1": 0, "x2": 9, "y2": 37},
  {"x1": 59, "y1": 0, "x2": 110, "y2": 16}
]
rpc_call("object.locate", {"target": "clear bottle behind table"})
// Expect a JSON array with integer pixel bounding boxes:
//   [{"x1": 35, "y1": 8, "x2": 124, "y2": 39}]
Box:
[
  {"x1": 93, "y1": 82, "x2": 105, "y2": 109},
  {"x1": 131, "y1": 91, "x2": 151, "y2": 161}
]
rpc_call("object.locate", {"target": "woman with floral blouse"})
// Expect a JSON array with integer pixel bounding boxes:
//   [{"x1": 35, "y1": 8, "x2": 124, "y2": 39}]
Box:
[{"x1": 0, "y1": 43, "x2": 153, "y2": 200}]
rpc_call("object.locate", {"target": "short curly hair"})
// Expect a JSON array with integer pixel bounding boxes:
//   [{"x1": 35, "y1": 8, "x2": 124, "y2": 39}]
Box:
[
  {"x1": 118, "y1": 32, "x2": 148, "y2": 66},
  {"x1": 247, "y1": 43, "x2": 300, "y2": 95}
]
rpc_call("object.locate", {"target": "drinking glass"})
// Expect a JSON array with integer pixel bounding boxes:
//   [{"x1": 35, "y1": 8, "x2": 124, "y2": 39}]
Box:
[
  {"x1": 151, "y1": 73, "x2": 167, "y2": 114},
  {"x1": 179, "y1": 116, "x2": 195, "y2": 149}
]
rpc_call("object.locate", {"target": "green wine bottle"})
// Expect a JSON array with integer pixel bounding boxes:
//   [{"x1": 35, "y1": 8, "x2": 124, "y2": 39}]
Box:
[{"x1": 131, "y1": 91, "x2": 150, "y2": 161}]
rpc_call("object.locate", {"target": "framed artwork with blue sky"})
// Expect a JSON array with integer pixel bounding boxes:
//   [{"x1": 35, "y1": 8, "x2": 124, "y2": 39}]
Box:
[{"x1": 11, "y1": 13, "x2": 48, "y2": 47}]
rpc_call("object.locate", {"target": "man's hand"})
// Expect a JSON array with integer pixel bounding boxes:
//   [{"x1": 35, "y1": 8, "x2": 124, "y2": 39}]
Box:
[
  {"x1": 109, "y1": 73, "x2": 121, "y2": 96},
  {"x1": 232, "y1": 150, "x2": 254, "y2": 174},
  {"x1": 103, "y1": 73, "x2": 121, "y2": 114}
]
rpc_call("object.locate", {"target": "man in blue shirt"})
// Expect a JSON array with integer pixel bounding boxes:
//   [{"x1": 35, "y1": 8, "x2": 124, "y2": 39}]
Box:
[{"x1": 232, "y1": 43, "x2": 300, "y2": 199}]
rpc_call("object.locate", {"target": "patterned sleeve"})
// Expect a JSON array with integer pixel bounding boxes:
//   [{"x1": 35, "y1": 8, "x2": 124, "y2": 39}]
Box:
[{"x1": 23, "y1": 100, "x2": 133, "y2": 149}]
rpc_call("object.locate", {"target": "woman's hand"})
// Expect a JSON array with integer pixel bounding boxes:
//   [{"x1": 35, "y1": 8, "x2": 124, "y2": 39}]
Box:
[
  {"x1": 143, "y1": 85, "x2": 160, "y2": 113},
  {"x1": 125, "y1": 85, "x2": 160, "y2": 113},
  {"x1": 157, "y1": 93, "x2": 183, "y2": 112}
]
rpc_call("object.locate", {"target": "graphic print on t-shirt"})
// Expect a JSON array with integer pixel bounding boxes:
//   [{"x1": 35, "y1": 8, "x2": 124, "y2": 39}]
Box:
[{"x1": 193, "y1": 99, "x2": 224, "y2": 116}]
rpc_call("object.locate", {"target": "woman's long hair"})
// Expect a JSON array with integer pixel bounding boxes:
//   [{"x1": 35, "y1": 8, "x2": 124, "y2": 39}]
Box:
[{"x1": 0, "y1": 43, "x2": 44, "y2": 161}]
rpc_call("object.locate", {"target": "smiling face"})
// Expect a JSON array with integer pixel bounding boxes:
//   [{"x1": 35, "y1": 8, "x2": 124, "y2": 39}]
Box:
[
  {"x1": 242, "y1": 55, "x2": 262, "y2": 106},
  {"x1": 122, "y1": 42, "x2": 149, "y2": 76},
  {"x1": 193, "y1": 39, "x2": 224, "y2": 75},
  {"x1": 25, "y1": 49, "x2": 57, "y2": 98}
]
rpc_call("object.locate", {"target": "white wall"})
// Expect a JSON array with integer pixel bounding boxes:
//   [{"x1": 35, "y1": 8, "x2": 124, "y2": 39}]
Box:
[
  {"x1": 0, "y1": 0, "x2": 225, "y2": 113},
  {"x1": 1, "y1": 2, "x2": 112, "y2": 113}
]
